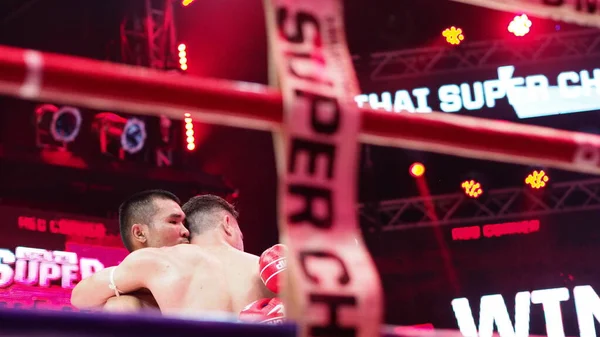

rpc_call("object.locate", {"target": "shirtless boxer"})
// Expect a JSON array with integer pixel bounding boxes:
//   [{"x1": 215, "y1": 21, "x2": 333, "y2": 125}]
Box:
[
  {"x1": 101, "y1": 189, "x2": 190, "y2": 312},
  {"x1": 118, "y1": 189, "x2": 190, "y2": 252},
  {"x1": 71, "y1": 195, "x2": 280, "y2": 319}
]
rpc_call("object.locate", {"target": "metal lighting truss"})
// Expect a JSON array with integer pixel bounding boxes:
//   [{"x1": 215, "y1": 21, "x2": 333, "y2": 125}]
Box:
[
  {"x1": 359, "y1": 178, "x2": 600, "y2": 231},
  {"x1": 357, "y1": 29, "x2": 600, "y2": 81}
]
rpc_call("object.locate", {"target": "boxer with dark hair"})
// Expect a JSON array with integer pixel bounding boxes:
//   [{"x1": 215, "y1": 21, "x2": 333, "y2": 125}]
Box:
[
  {"x1": 182, "y1": 194, "x2": 243, "y2": 251},
  {"x1": 118, "y1": 189, "x2": 189, "y2": 251},
  {"x1": 72, "y1": 195, "x2": 285, "y2": 322}
]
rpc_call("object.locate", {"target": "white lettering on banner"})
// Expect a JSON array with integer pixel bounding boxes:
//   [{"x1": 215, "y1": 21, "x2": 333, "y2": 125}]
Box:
[
  {"x1": 452, "y1": 286, "x2": 600, "y2": 337},
  {"x1": 452, "y1": 292, "x2": 531, "y2": 337},
  {"x1": 355, "y1": 65, "x2": 600, "y2": 119},
  {"x1": 39, "y1": 262, "x2": 61, "y2": 288},
  {"x1": 448, "y1": 0, "x2": 600, "y2": 29},
  {"x1": 531, "y1": 288, "x2": 569, "y2": 337},
  {"x1": 0, "y1": 249, "x2": 16, "y2": 288},
  {"x1": 0, "y1": 246, "x2": 104, "y2": 289},
  {"x1": 14, "y1": 260, "x2": 38, "y2": 286},
  {"x1": 573, "y1": 285, "x2": 600, "y2": 337},
  {"x1": 61, "y1": 264, "x2": 79, "y2": 289},
  {"x1": 265, "y1": 0, "x2": 383, "y2": 337},
  {"x1": 79, "y1": 258, "x2": 104, "y2": 280},
  {"x1": 358, "y1": 89, "x2": 434, "y2": 113},
  {"x1": 412, "y1": 88, "x2": 434, "y2": 112}
]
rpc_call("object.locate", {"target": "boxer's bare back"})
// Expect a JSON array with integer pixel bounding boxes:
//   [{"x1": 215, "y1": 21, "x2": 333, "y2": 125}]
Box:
[
  {"x1": 71, "y1": 243, "x2": 274, "y2": 316},
  {"x1": 152, "y1": 244, "x2": 273, "y2": 315}
]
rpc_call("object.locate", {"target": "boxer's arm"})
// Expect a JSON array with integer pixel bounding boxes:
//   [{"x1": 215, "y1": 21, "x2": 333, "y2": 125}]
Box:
[
  {"x1": 103, "y1": 295, "x2": 144, "y2": 313},
  {"x1": 71, "y1": 248, "x2": 168, "y2": 309},
  {"x1": 103, "y1": 293, "x2": 160, "y2": 313}
]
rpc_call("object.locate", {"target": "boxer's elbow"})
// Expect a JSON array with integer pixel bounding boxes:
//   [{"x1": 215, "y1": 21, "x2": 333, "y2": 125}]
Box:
[
  {"x1": 70, "y1": 283, "x2": 90, "y2": 309},
  {"x1": 71, "y1": 266, "x2": 115, "y2": 308},
  {"x1": 71, "y1": 277, "x2": 105, "y2": 309},
  {"x1": 103, "y1": 295, "x2": 143, "y2": 313}
]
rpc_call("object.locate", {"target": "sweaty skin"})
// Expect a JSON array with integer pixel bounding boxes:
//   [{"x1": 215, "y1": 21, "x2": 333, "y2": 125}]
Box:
[{"x1": 71, "y1": 244, "x2": 274, "y2": 316}]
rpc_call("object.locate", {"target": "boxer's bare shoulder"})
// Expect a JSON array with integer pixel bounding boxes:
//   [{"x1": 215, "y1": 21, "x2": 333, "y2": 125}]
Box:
[{"x1": 154, "y1": 244, "x2": 222, "y2": 269}]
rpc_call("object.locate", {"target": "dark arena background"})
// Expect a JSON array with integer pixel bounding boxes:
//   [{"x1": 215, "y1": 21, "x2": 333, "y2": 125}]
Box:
[{"x1": 1, "y1": 1, "x2": 600, "y2": 336}]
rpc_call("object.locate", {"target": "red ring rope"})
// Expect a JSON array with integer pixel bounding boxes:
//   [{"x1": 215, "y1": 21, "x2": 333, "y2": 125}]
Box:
[{"x1": 0, "y1": 44, "x2": 599, "y2": 175}]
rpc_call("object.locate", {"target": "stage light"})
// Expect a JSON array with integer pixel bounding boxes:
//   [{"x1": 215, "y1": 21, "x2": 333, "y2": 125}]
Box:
[
  {"x1": 508, "y1": 14, "x2": 532, "y2": 37},
  {"x1": 159, "y1": 115, "x2": 171, "y2": 143},
  {"x1": 122, "y1": 119, "x2": 146, "y2": 153},
  {"x1": 92, "y1": 113, "x2": 147, "y2": 158},
  {"x1": 184, "y1": 113, "x2": 195, "y2": 151},
  {"x1": 409, "y1": 162, "x2": 425, "y2": 178},
  {"x1": 442, "y1": 26, "x2": 464, "y2": 45},
  {"x1": 182, "y1": 0, "x2": 195, "y2": 6},
  {"x1": 525, "y1": 170, "x2": 549, "y2": 189},
  {"x1": 35, "y1": 104, "x2": 82, "y2": 149},
  {"x1": 461, "y1": 180, "x2": 483, "y2": 198},
  {"x1": 178, "y1": 44, "x2": 188, "y2": 71}
]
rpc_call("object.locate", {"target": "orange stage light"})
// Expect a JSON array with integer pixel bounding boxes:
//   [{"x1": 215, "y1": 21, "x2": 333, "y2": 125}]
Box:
[
  {"x1": 442, "y1": 26, "x2": 465, "y2": 45},
  {"x1": 461, "y1": 180, "x2": 483, "y2": 198},
  {"x1": 409, "y1": 162, "x2": 426, "y2": 178},
  {"x1": 525, "y1": 170, "x2": 549, "y2": 189},
  {"x1": 178, "y1": 44, "x2": 188, "y2": 71},
  {"x1": 184, "y1": 113, "x2": 195, "y2": 151}
]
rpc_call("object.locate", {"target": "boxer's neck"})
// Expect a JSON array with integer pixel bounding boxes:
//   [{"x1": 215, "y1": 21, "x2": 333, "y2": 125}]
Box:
[{"x1": 190, "y1": 229, "x2": 229, "y2": 248}]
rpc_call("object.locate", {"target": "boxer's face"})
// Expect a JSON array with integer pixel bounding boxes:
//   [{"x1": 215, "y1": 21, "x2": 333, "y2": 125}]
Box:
[{"x1": 145, "y1": 198, "x2": 190, "y2": 248}]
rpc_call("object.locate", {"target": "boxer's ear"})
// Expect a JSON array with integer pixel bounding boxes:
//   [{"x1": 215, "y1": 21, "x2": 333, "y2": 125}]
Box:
[
  {"x1": 222, "y1": 215, "x2": 233, "y2": 236},
  {"x1": 132, "y1": 223, "x2": 147, "y2": 243}
]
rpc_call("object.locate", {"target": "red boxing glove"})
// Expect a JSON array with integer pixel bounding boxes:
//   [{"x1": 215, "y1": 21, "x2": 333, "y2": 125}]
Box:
[
  {"x1": 239, "y1": 298, "x2": 285, "y2": 324},
  {"x1": 259, "y1": 244, "x2": 287, "y2": 294}
]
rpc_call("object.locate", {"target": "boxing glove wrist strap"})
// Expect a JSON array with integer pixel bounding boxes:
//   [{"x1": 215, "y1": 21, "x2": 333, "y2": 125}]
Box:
[{"x1": 108, "y1": 267, "x2": 123, "y2": 297}]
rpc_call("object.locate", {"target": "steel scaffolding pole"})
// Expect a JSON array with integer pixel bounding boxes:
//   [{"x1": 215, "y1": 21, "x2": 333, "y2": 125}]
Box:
[{"x1": 120, "y1": 0, "x2": 177, "y2": 70}]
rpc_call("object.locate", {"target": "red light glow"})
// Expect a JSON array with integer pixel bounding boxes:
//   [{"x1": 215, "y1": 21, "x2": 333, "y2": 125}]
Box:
[
  {"x1": 483, "y1": 219, "x2": 540, "y2": 238},
  {"x1": 452, "y1": 226, "x2": 481, "y2": 241},
  {"x1": 451, "y1": 220, "x2": 540, "y2": 241}
]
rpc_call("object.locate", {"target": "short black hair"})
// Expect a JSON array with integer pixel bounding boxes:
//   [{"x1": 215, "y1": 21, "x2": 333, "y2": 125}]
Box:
[
  {"x1": 118, "y1": 189, "x2": 180, "y2": 251},
  {"x1": 182, "y1": 194, "x2": 238, "y2": 236}
]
